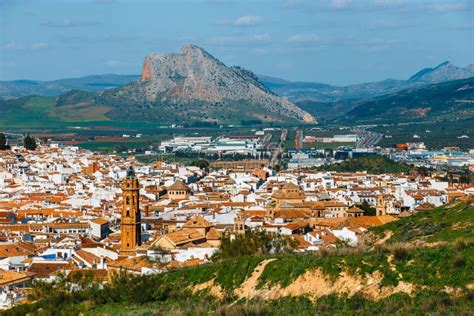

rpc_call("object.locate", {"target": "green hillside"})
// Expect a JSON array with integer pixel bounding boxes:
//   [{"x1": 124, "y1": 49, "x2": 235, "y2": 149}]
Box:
[
  {"x1": 370, "y1": 198, "x2": 474, "y2": 243},
  {"x1": 316, "y1": 156, "x2": 412, "y2": 174},
  {"x1": 338, "y1": 77, "x2": 474, "y2": 124},
  {"x1": 299, "y1": 78, "x2": 474, "y2": 125},
  {"x1": 0, "y1": 91, "x2": 299, "y2": 128},
  {"x1": 8, "y1": 200, "x2": 474, "y2": 315}
]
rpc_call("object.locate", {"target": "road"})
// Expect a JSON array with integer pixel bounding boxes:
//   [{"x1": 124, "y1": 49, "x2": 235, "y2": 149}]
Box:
[
  {"x1": 269, "y1": 129, "x2": 287, "y2": 167},
  {"x1": 295, "y1": 128, "x2": 303, "y2": 150},
  {"x1": 355, "y1": 129, "x2": 383, "y2": 149}
]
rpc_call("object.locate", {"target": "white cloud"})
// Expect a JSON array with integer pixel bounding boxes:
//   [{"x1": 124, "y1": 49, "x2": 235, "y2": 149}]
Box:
[
  {"x1": 41, "y1": 19, "x2": 101, "y2": 28},
  {"x1": 219, "y1": 15, "x2": 264, "y2": 26},
  {"x1": 4, "y1": 41, "x2": 49, "y2": 50},
  {"x1": 330, "y1": 0, "x2": 352, "y2": 9},
  {"x1": 371, "y1": 0, "x2": 408, "y2": 9},
  {"x1": 30, "y1": 42, "x2": 48, "y2": 50},
  {"x1": 429, "y1": 1, "x2": 468, "y2": 12},
  {"x1": 104, "y1": 60, "x2": 121, "y2": 67},
  {"x1": 209, "y1": 34, "x2": 271, "y2": 44},
  {"x1": 288, "y1": 33, "x2": 320, "y2": 43}
]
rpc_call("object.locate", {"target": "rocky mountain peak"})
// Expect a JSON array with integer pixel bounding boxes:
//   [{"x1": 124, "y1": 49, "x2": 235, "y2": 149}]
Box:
[
  {"x1": 113, "y1": 45, "x2": 315, "y2": 123},
  {"x1": 434, "y1": 61, "x2": 451, "y2": 69},
  {"x1": 409, "y1": 61, "x2": 474, "y2": 84},
  {"x1": 181, "y1": 44, "x2": 207, "y2": 56}
]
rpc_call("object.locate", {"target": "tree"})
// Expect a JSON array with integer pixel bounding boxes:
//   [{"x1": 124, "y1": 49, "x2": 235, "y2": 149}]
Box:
[
  {"x1": 359, "y1": 201, "x2": 376, "y2": 216},
  {"x1": 24, "y1": 134, "x2": 37, "y2": 151},
  {"x1": 194, "y1": 159, "x2": 209, "y2": 170},
  {"x1": 212, "y1": 229, "x2": 296, "y2": 261},
  {"x1": 0, "y1": 133, "x2": 10, "y2": 150}
]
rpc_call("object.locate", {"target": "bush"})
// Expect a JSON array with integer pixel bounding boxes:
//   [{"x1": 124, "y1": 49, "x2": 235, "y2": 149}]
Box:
[
  {"x1": 23, "y1": 134, "x2": 37, "y2": 150},
  {"x1": 213, "y1": 230, "x2": 296, "y2": 261},
  {"x1": 391, "y1": 246, "x2": 409, "y2": 261},
  {"x1": 452, "y1": 255, "x2": 466, "y2": 268}
]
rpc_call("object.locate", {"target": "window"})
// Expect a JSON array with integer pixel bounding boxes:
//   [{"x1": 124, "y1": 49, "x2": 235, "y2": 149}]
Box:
[{"x1": 126, "y1": 197, "x2": 130, "y2": 205}]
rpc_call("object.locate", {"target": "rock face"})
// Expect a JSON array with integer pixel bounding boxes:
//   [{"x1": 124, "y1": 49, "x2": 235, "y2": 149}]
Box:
[{"x1": 131, "y1": 44, "x2": 315, "y2": 123}]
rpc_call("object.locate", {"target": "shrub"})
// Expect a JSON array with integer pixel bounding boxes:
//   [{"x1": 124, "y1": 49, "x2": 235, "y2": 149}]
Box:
[
  {"x1": 452, "y1": 255, "x2": 466, "y2": 268},
  {"x1": 391, "y1": 246, "x2": 409, "y2": 261}
]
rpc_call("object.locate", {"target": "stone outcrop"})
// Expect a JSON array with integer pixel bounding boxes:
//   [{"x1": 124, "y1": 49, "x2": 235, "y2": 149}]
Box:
[{"x1": 132, "y1": 44, "x2": 315, "y2": 123}]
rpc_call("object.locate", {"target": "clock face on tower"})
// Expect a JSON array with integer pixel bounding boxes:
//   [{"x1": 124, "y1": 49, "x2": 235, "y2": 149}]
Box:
[{"x1": 121, "y1": 167, "x2": 141, "y2": 251}]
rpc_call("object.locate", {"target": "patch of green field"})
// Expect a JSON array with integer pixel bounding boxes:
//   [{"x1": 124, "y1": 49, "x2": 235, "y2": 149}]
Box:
[
  {"x1": 50, "y1": 104, "x2": 112, "y2": 122},
  {"x1": 283, "y1": 129, "x2": 296, "y2": 149},
  {"x1": 78, "y1": 141, "x2": 153, "y2": 152},
  {"x1": 0, "y1": 96, "x2": 62, "y2": 128},
  {"x1": 303, "y1": 141, "x2": 355, "y2": 149},
  {"x1": 369, "y1": 118, "x2": 474, "y2": 150}
]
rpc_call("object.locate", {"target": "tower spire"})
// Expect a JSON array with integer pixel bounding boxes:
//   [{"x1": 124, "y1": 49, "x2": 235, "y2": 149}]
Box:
[{"x1": 121, "y1": 166, "x2": 141, "y2": 252}]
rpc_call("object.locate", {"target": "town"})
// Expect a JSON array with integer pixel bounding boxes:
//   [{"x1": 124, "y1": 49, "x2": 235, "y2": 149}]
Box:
[
  {"x1": 0, "y1": 138, "x2": 472, "y2": 309},
  {"x1": 2, "y1": 0, "x2": 473, "y2": 313}
]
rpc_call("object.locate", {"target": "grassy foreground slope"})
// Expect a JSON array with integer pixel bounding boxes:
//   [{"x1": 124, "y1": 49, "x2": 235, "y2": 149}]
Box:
[{"x1": 7, "y1": 200, "x2": 474, "y2": 315}]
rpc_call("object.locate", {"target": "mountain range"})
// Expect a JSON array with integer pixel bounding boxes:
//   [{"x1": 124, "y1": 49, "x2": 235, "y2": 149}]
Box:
[
  {"x1": 2, "y1": 59, "x2": 473, "y2": 105},
  {"x1": 331, "y1": 77, "x2": 474, "y2": 124},
  {"x1": 259, "y1": 61, "x2": 474, "y2": 103},
  {"x1": 0, "y1": 74, "x2": 140, "y2": 99},
  {"x1": 0, "y1": 45, "x2": 473, "y2": 126}
]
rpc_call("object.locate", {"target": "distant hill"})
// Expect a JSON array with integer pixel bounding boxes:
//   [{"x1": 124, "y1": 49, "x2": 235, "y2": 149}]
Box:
[
  {"x1": 409, "y1": 61, "x2": 474, "y2": 84},
  {"x1": 258, "y1": 61, "x2": 474, "y2": 103},
  {"x1": 0, "y1": 74, "x2": 140, "y2": 99},
  {"x1": 58, "y1": 45, "x2": 315, "y2": 124},
  {"x1": 2, "y1": 61, "x2": 473, "y2": 105},
  {"x1": 336, "y1": 77, "x2": 474, "y2": 124}
]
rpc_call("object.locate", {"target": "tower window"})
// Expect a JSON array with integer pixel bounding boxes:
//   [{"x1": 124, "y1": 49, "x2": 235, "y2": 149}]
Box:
[{"x1": 126, "y1": 197, "x2": 130, "y2": 205}]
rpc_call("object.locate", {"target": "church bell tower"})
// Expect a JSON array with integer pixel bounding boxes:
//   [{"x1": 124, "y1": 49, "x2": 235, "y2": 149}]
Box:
[{"x1": 121, "y1": 166, "x2": 141, "y2": 251}]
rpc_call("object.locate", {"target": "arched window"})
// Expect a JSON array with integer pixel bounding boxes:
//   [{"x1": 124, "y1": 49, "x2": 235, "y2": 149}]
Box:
[{"x1": 126, "y1": 197, "x2": 130, "y2": 205}]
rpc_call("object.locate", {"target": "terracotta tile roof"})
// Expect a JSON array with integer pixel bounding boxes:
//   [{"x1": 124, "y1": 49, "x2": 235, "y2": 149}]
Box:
[
  {"x1": 0, "y1": 244, "x2": 34, "y2": 258},
  {"x1": 73, "y1": 249, "x2": 101, "y2": 266},
  {"x1": 240, "y1": 210, "x2": 267, "y2": 218},
  {"x1": 206, "y1": 227, "x2": 221, "y2": 240},
  {"x1": 91, "y1": 218, "x2": 109, "y2": 225},
  {"x1": 273, "y1": 209, "x2": 311, "y2": 219},
  {"x1": 291, "y1": 234, "x2": 312, "y2": 249},
  {"x1": 183, "y1": 216, "x2": 212, "y2": 229},
  {"x1": 162, "y1": 229, "x2": 206, "y2": 246},
  {"x1": 168, "y1": 180, "x2": 191, "y2": 191},
  {"x1": 27, "y1": 262, "x2": 71, "y2": 278},
  {"x1": 347, "y1": 215, "x2": 397, "y2": 228},
  {"x1": 108, "y1": 256, "x2": 155, "y2": 272},
  {"x1": 0, "y1": 270, "x2": 32, "y2": 287}
]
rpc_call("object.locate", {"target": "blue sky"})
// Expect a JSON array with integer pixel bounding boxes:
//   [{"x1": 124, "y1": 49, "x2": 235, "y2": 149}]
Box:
[{"x1": 0, "y1": 0, "x2": 473, "y2": 85}]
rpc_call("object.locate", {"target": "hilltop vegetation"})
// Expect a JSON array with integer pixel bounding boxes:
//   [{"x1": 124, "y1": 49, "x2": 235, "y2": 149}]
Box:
[
  {"x1": 8, "y1": 200, "x2": 474, "y2": 315},
  {"x1": 371, "y1": 199, "x2": 474, "y2": 244},
  {"x1": 316, "y1": 156, "x2": 412, "y2": 174},
  {"x1": 340, "y1": 77, "x2": 474, "y2": 124},
  {"x1": 369, "y1": 117, "x2": 474, "y2": 150}
]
